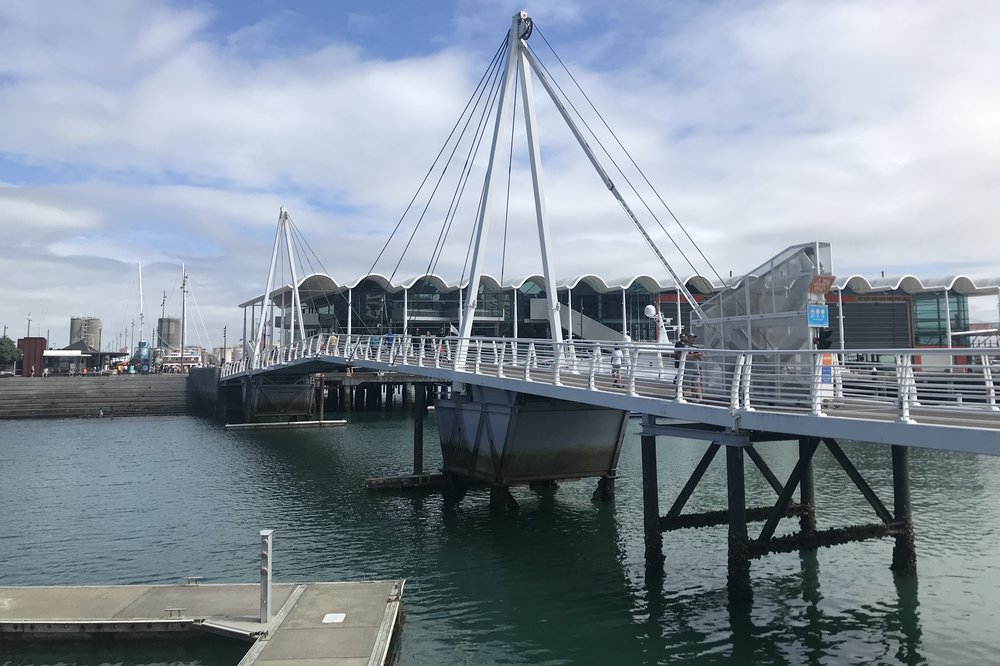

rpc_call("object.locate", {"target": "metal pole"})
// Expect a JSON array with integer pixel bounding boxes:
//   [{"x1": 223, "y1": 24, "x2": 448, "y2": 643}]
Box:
[
  {"x1": 259, "y1": 529, "x2": 273, "y2": 623},
  {"x1": 347, "y1": 288, "x2": 353, "y2": 339},
  {"x1": 943, "y1": 287, "x2": 953, "y2": 348},
  {"x1": 180, "y1": 269, "x2": 187, "y2": 371},
  {"x1": 727, "y1": 445, "x2": 752, "y2": 602},
  {"x1": 799, "y1": 438, "x2": 817, "y2": 536},
  {"x1": 640, "y1": 429, "x2": 664, "y2": 567},
  {"x1": 413, "y1": 384, "x2": 425, "y2": 475},
  {"x1": 457, "y1": 11, "x2": 524, "y2": 356},
  {"x1": 513, "y1": 288, "x2": 519, "y2": 339},
  {"x1": 403, "y1": 287, "x2": 409, "y2": 337},
  {"x1": 836, "y1": 288, "x2": 846, "y2": 350},
  {"x1": 890, "y1": 445, "x2": 917, "y2": 574},
  {"x1": 621, "y1": 288, "x2": 627, "y2": 337},
  {"x1": 567, "y1": 287, "x2": 572, "y2": 340},
  {"x1": 517, "y1": 44, "x2": 562, "y2": 344}
]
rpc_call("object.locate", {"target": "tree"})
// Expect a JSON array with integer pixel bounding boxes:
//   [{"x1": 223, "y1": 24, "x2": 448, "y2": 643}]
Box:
[{"x1": 0, "y1": 335, "x2": 21, "y2": 368}]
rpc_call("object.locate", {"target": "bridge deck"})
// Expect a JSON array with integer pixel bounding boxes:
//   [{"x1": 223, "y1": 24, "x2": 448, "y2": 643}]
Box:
[{"x1": 224, "y1": 334, "x2": 1000, "y2": 455}]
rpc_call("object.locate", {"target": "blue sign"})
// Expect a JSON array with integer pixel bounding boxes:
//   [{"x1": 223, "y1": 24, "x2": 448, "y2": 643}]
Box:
[
  {"x1": 807, "y1": 304, "x2": 829, "y2": 327},
  {"x1": 821, "y1": 365, "x2": 832, "y2": 383}
]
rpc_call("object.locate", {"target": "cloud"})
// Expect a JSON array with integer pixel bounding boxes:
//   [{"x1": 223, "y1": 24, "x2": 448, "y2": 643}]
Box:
[{"x1": 1, "y1": 0, "x2": 998, "y2": 348}]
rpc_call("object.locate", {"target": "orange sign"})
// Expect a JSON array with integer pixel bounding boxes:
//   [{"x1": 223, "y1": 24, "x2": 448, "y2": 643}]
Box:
[{"x1": 807, "y1": 275, "x2": 836, "y2": 295}]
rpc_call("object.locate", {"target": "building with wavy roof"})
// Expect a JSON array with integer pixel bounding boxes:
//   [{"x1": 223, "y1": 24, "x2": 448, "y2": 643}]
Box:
[{"x1": 237, "y1": 270, "x2": 1000, "y2": 350}]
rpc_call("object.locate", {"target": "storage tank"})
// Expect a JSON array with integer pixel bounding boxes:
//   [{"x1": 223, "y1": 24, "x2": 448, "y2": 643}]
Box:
[
  {"x1": 157, "y1": 317, "x2": 181, "y2": 350},
  {"x1": 69, "y1": 317, "x2": 102, "y2": 349}
]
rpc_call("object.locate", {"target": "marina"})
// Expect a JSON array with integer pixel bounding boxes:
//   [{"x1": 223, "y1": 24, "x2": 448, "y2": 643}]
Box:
[
  {"x1": 1, "y1": 6, "x2": 998, "y2": 666},
  {"x1": 2, "y1": 414, "x2": 1000, "y2": 664}
]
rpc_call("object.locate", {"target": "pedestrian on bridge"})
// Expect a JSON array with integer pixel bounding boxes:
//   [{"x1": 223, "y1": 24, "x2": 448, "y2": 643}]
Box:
[{"x1": 611, "y1": 346, "x2": 623, "y2": 387}]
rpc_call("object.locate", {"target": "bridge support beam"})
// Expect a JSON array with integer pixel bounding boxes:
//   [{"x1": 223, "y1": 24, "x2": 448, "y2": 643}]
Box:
[
  {"x1": 639, "y1": 417, "x2": 918, "y2": 603},
  {"x1": 490, "y1": 485, "x2": 519, "y2": 514},
  {"x1": 891, "y1": 445, "x2": 917, "y2": 575},
  {"x1": 413, "y1": 383, "x2": 425, "y2": 476},
  {"x1": 798, "y1": 438, "x2": 817, "y2": 537},
  {"x1": 592, "y1": 476, "x2": 615, "y2": 503},
  {"x1": 726, "y1": 446, "x2": 753, "y2": 603},
  {"x1": 641, "y1": 432, "x2": 664, "y2": 568}
]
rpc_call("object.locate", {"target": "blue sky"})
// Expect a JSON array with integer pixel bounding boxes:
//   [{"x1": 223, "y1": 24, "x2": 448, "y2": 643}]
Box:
[{"x1": 1, "y1": 0, "x2": 998, "y2": 349}]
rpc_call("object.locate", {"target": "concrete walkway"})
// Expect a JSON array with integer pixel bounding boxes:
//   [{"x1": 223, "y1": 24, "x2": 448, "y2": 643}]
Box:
[{"x1": 0, "y1": 580, "x2": 404, "y2": 665}]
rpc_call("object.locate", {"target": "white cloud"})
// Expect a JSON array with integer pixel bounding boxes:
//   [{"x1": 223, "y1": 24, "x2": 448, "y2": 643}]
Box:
[{"x1": 1, "y1": 0, "x2": 999, "y2": 348}]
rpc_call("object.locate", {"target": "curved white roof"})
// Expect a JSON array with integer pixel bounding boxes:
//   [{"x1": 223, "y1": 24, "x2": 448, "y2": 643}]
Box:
[
  {"x1": 836, "y1": 275, "x2": 1000, "y2": 296},
  {"x1": 238, "y1": 271, "x2": 1000, "y2": 308}
]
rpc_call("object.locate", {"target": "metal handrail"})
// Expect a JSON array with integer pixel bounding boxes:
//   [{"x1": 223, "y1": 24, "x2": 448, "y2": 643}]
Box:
[{"x1": 219, "y1": 334, "x2": 1000, "y2": 426}]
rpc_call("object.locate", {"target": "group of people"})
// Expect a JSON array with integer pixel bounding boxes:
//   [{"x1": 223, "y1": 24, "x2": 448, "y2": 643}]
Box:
[
  {"x1": 674, "y1": 333, "x2": 703, "y2": 401},
  {"x1": 607, "y1": 331, "x2": 703, "y2": 400}
]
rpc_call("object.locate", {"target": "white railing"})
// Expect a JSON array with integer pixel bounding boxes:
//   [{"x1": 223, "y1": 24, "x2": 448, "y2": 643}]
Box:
[{"x1": 221, "y1": 335, "x2": 1000, "y2": 425}]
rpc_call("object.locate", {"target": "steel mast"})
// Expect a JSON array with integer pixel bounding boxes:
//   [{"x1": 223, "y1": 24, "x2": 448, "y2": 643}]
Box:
[{"x1": 458, "y1": 10, "x2": 563, "y2": 369}]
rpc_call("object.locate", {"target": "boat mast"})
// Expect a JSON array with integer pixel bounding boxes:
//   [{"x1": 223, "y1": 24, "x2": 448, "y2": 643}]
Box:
[
  {"x1": 180, "y1": 265, "x2": 188, "y2": 370},
  {"x1": 138, "y1": 262, "x2": 144, "y2": 351}
]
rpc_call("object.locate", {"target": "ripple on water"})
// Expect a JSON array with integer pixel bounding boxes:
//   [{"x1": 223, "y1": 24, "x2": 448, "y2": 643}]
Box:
[{"x1": 2, "y1": 418, "x2": 1000, "y2": 664}]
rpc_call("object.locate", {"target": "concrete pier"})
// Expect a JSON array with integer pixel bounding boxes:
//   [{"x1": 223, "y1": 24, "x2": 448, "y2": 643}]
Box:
[{"x1": 0, "y1": 580, "x2": 404, "y2": 665}]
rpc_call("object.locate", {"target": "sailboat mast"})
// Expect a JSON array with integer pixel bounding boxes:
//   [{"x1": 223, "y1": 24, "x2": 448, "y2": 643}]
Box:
[
  {"x1": 138, "y1": 262, "x2": 144, "y2": 350},
  {"x1": 180, "y1": 265, "x2": 188, "y2": 371}
]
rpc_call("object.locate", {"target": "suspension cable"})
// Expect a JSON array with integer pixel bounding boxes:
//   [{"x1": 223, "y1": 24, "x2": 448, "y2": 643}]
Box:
[{"x1": 534, "y1": 26, "x2": 727, "y2": 288}]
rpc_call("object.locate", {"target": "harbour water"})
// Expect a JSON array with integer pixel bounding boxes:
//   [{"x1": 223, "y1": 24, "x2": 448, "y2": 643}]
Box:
[{"x1": 2, "y1": 413, "x2": 999, "y2": 665}]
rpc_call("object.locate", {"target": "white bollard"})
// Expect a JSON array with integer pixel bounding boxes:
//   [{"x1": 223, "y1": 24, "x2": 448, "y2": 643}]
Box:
[{"x1": 259, "y1": 529, "x2": 274, "y2": 623}]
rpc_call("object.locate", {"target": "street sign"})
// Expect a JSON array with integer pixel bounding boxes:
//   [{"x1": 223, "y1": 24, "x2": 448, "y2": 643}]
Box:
[
  {"x1": 807, "y1": 304, "x2": 829, "y2": 327},
  {"x1": 807, "y1": 275, "x2": 836, "y2": 295}
]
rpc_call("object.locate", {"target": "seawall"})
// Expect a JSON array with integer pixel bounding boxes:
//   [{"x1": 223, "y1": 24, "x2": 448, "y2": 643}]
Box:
[{"x1": 0, "y1": 374, "x2": 204, "y2": 420}]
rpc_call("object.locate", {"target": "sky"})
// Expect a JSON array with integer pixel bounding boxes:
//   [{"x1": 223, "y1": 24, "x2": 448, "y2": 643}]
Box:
[{"x1": 1, "y1": 0, "x2": 998, "y2": 350}]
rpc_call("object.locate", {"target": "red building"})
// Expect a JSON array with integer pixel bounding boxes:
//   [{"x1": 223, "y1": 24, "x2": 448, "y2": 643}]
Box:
[{"x1": 17, "y1": 337, "x2": 47, "y2": 377}]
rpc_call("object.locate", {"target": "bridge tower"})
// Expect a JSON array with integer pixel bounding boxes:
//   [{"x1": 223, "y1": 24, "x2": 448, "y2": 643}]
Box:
[
  {"x1": 241, "y1": 208, "x2": 315, "y2": 422},
  {"x1": 457, "y1": 10, "x2": 706, "y2": 369}
]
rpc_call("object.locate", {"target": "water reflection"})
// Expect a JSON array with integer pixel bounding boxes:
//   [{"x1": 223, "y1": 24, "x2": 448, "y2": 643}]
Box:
[{"x1": 0, "y1": 416, "x2": 995, "y2": 665}]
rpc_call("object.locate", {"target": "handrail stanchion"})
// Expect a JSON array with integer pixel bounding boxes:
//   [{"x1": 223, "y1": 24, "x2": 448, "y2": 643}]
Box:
[
  {"x1": 742, "y1": 354, "x2": 754, "y2": 411},
  {"x1": 675, "y1": 351, "x2": 688, "y2": 403},
  {"x1": 897, "y1": 354, "x2": 914, "y2": 423},
  {"x1": 553, "y1": 343, "x2": 562, "y2": 386},
  {"x1": 834, "y1": 353, "x2": 844, "y2": 399},
  {"x1": 811, "y1": 352, "x2": 824, "y2": 416},
  {"x1": 626, "y1": 347, "x2": 637, "y2": 395},
  {"x1": 983, "y1": 354, "x2": 998, "y2": 411},
  {"x1": 589, "y1": 345, "x2": 600, "y2": 389},
  {"x1": 730, "y1": 354, "x2": 745, "y2": 412}
]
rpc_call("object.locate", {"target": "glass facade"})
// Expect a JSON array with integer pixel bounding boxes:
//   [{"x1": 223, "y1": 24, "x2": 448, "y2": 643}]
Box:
[
  {"x1": 254, "y1": 274, "x2": 971, "y2": 350},
  {"x1": 914, "y1": 292, "x2": 968, "y2": 346}
]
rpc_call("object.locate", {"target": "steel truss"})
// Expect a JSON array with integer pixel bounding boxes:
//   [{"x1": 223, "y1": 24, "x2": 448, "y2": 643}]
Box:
[{"x1": 640, "y1": 416, "x2": 917, "y2": 602}]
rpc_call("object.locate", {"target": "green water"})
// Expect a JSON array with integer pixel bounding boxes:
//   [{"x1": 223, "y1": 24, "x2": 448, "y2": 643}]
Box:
[{"x1": 1, "y1": 413, "x2": 999, "y2": 665}]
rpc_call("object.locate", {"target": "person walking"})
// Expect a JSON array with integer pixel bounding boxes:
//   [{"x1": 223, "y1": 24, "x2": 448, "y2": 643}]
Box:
[{"x1": 611, "y1": 346, "x2": 623, "y2": 387}]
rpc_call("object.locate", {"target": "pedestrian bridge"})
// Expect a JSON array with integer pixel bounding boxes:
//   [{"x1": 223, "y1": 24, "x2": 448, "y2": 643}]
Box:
[{"x1": 222, "y1": 333, "x2": 1000, "y2": 456}]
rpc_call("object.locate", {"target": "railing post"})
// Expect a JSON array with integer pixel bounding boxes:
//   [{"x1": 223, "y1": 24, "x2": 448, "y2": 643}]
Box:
[
  {"x1": 474, "y1": 340, "x2": 483, "y2": 375},
  {"x1": 589, "y1": 345, "x2": 600, "y2": 389},
  {"x1": 675, "y1": 351, "x2": 688, "y2": 403},
  {"x1": 983, "y1": 354, "x2": 997, "y2": 410},
  {"x1": 741, "y1": 354, "x2": 754, "y2": 411},
  {"x1": 730, "y1": 354, "x2": 745, "y2": 411},
  {"x1": 497, "y1": 342, "x2": 506, "y2": 378},
  {"x1": 833, "y1": 353, "x2": 843, "y2": 398},
  {"x1": 259, "y1": 529, "x2": 274, "y2": 623},
  {"x1": 810, "y1": 352, "x2": 824, "y2": 416},
  {"x1": 627, "y1": 347, "x2": 637, "y2": 395},
  {"x1": 553, "y1": 343, "x2": 562, "y2": 386},
  {"x1": 897, "y1": 354, "x2": 914, "y2": 423}
]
